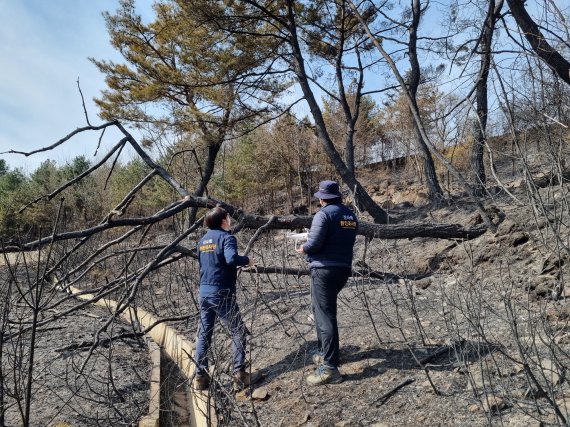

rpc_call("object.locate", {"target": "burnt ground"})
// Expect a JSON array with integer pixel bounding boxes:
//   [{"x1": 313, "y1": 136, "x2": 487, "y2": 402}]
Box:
[
  {"x1": 161, "y1": 142, "x2": 570, "y2": 426},
  {"x1": 0, "y1": 295, "x2": 150, "y2": 426},
  {"x1": 3, "y1": 137, "x2": 570, "y2": 426},
  {"x1": 143, "y1": 177, "x2": 569, "y2": 425},
  {"x1": 218, "y1": 188, "x2": 570, "y2": 427}
]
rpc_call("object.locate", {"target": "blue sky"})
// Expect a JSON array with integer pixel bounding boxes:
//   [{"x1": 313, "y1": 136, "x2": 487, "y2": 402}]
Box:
[
  {"x1": 0, "y1": 0, "x2": 143, "y2": 174},
  {"x1": 1, "y1": 0, "x2": 566, "y2": 175}
]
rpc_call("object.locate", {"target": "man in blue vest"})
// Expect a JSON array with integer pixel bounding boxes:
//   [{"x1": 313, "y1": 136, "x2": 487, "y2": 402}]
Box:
[
  {"x1": 297, "y1": 180, "x2": 358, "y2": 386},
  {"x1": 194, "y1": 206, "x2": 262, "y2": 391}
]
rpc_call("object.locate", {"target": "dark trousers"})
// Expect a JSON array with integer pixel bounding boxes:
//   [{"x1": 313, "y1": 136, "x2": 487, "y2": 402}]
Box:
[
  {"x1": 311, "y1": 267, "x2": 351, "y2": 368},
  {"x1": 195, "y1": 290, "x2": 247, "y2": 374}
]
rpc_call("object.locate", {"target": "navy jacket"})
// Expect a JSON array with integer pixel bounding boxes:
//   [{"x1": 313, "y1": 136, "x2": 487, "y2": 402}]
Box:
[
  {"x1": 198, "y1": 228, "x2": 249, "y2": 296},
  {"x1": 303, "y1": 202, "x2": 358, "y2": 269}
]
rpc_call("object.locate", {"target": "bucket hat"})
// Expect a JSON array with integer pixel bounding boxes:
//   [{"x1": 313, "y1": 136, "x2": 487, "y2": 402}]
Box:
[{"x1": 314, "y1": 180, "x2": 343, "y2": 199}]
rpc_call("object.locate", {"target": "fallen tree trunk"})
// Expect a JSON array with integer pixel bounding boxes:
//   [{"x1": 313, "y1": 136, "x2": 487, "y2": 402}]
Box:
[
  {"x1": 2, "y1": 194, "x2": 488, "y2": 252},
  {"x1": 239, "y1": 214, "x2": 487, "y2": 240},
  {"x1": 239, "y1": 265, "x2": 422, "y2": 281}
]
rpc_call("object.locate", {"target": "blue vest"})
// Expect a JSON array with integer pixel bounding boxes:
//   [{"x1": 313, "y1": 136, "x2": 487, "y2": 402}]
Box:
[
  {"x1": 303, "y1": 202, "x2": 358, "y2": 269},
  {"x1": 198, "y1": 228, "x2": 249, "y2": 296}
]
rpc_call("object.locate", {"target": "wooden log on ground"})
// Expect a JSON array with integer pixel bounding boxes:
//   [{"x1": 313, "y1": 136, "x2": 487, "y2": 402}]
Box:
[
  {"x1": 1, "y1": 195, "x2": 488, "y2": 253},
  {"x1": 239, "y1": 214, "x2": 487, "y2": 240}
]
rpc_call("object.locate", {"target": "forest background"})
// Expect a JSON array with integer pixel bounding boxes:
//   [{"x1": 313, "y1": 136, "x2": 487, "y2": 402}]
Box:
[{"x1": 0, "y1": 0, "x2": 567, "y2": 235}]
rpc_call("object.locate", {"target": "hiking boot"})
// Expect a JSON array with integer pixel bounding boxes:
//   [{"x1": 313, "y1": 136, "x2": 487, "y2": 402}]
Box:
[
  {"x1": 233, "y1": 368, "x2": 263, "y2": 390},
  {"x1": 306, "y1": 365, "x2": 343, "y2": 386},
  {"x1": 311, "y1": 352, "x2": 324, "y2": 366},
  {"x1": 194, "y1": 372, "x2": 210, "y2": 391}
]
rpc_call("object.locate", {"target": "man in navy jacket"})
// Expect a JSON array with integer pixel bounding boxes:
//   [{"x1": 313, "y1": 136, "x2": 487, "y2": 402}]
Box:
[
  {"x1": 194, "y1": 206, "x2": 262, "y2": 391},
  {"x1": 297, "y1": 180, "x2": 358, "y2": 386}
]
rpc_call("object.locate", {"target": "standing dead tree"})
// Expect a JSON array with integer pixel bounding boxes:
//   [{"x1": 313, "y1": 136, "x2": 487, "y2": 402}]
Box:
[
  {"x1": 470, "y1": 0, "x2": 505, "y2": 196},
  {"x1": 404, "y1": 0, "x2": 444, "y2": 203},
  {"x1": 347, "y1": 0, "x2": 499, "y2": 232}
]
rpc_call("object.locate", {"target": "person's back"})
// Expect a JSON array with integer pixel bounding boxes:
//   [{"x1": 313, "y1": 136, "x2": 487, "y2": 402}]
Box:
[
  {"x1": 303, "y1": 201, "x2": 357, "y2": 269},
  {"x1": 198, "y1": 227, "x2": 246, "y2": 295},
  {"x1": 194, "y1": 206, "x2": 262, "y2": 391},
  {"x1": 296, "y1": 180, "x2": 358, "y2": 386}
]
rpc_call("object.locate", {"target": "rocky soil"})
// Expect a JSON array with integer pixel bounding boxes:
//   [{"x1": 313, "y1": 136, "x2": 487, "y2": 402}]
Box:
[
  {"x1": 3, "y1": 137, "x2": 570, "y2": 426},
  {"x1": 166, "y1": 140, "x2": 570, "y2": 426},
  {"x1": 231, "y1": 185, "x2": 570, "y2": 427}
]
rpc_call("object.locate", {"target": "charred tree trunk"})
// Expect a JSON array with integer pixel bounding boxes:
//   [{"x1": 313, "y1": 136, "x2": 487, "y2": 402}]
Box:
[
  {"x1": 286, "y1": 0, "x2": 389, "y2": 223},
  {"x1": 188, "y1": 140, "x2": 223, "y2": 224},
  {"x1": 408, "y1": 0, "x2": 443, "y2": 204},
  {"x1": 348, "y1": 0, "x2": 498, "y2": 232},
  {"x1": 3, "y1": 192, "x2": 492, "y2": 253},
  {"x1": 470, "y1": 0, "x2": 504, "y2": 196},
  {"x1": 187, "y1": 94, "x2": 232, "y2": 225},
  {"x1": 333, "y1": 2, "x2": 356, "y2": 175},
  {"x1": 240, "y1": 213, "x2": 488, "y2": 240},
  {"x1": 334, "y1": 1, "x2": 366, "y2": 208},
  {"x1": 506, "y1": 0, "x2": 570, "y2": 87}
]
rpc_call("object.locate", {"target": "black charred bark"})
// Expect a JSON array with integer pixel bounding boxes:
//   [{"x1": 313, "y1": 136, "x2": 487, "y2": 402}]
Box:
[
  {"x1": 408, "y1": 0, "x2": 443, "y2": 204},
  {"x1": 507, "y1": 0, "x2": 570, "y2": 86},
  {"x1": 471, "y1": 0, "x2": 504, "y2": 196}
]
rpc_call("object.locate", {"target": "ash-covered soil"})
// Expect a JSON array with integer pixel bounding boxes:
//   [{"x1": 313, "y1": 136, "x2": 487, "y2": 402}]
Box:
[
  {"x1": 221, "y1": 178, "x2": 570, "y2": 427},
  {"x1": 4, "y1": 138, "x2": 570, "y2": 426},
  {"x1": 0, "y1": 294, "x2": 150, "y2": 426},
  {"x1": 156, "y1": 157, "x2": 570, "y2": 426}
]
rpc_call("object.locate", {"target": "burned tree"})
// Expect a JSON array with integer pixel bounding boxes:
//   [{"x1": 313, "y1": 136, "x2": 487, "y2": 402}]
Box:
[{"x1": 93, "y1": 0, "x2": 286, "y2": 224}]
